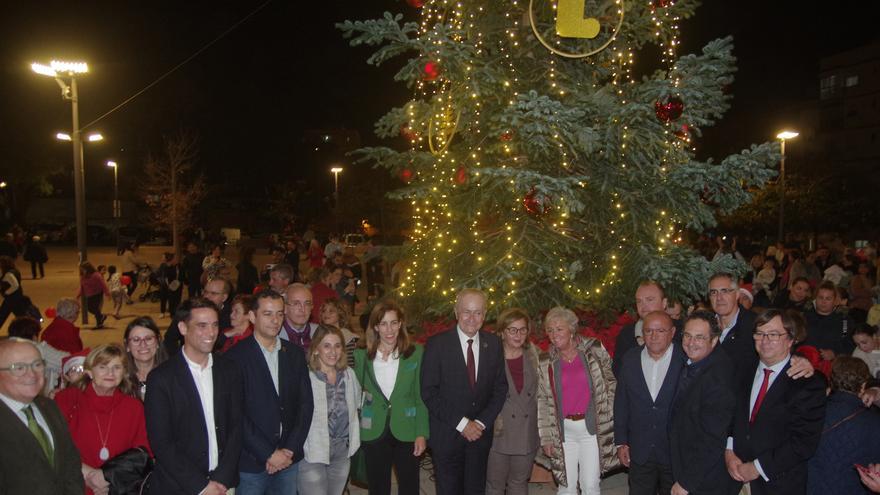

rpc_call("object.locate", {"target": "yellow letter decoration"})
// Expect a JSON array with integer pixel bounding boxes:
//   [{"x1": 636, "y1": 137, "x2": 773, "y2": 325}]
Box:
[{"x1": 556, "y1": 0, "x2": 600, "y2": 39}]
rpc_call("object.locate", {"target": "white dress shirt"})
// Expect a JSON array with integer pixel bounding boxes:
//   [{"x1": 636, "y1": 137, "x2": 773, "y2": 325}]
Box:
[
  {"x1": 455, "y1": 327, "x2": 482, "y2": 432},
  {"x1": 182, "y1": 348, "x2": 219, "y2": 471},
  {"x1": 640, "y1": 344, "x2": 674, "y2": 402},
  {"x1": 373, "y1": 349, "x2": 400, "y2": 400},
  {"x1": 0, "y1": 392, "x2": 55, "y2": 448}
]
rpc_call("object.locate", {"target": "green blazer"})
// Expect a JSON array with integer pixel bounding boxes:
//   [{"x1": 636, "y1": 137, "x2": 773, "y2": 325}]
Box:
[{"x1": 353, "y1": 344, "x2": 430, "y2": 442}]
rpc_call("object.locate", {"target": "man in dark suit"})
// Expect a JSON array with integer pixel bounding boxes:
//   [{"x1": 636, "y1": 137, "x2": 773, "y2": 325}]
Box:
[
  {"x1": 669, "y1": 311, "x2": 737, "y2": 495},
  {"x1": 225, "y1": 290, "x2": 313, "y2": 494},
  {"x1": 725, "y1": 309, "x2": 826, "y2": 495},
  {"x1": 145, "y1": 298, "x2": 243, "y2": 495},
  {"x1": 613, "y1": 281, "x2": 669, "y2": 377},
  {"x1": 0, "y1": 338, "x2": 83, "y2": 495},
  {"x1": 708, "y1": 273, "x2": 758, "y2": 376},
  {"x1": 614, "y1": 311, "x2": 685, "y2": 495},
  {"x1": 421, "y1": 288, "x2": 508, "y2": 495}
]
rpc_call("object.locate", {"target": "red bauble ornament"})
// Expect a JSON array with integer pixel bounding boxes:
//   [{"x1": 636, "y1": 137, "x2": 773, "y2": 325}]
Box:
[
  {"x1": 523, "y1": 188, "x2": 550, "y2": 216},
  {"x1": 400, "y1": 168, "x2": 413, "y2": 182},
  {"x1": 423, "y1": 61, "x2": 441, "y2": 81},
  {"x1": 500, "y1": 130, "x2": 514, "y2": 142},
  {"x1": 654, "y1": 96, "x2": 684, "y2": 123},
  {"x1": 121, "y1": 275, "x2": 132, "y2": 286},
  {"x1": 454, "y1": 167, "x2": 467, "y2": 185},
  {"x1": 406, "y1": 0, "x2": 424, "y2": 7},
  {"x1": 45, "y1": 307, "x2": 57, "y2": 319},
  {"x1": 651, "y1": 0, "x2": 672, "y2": 8}
]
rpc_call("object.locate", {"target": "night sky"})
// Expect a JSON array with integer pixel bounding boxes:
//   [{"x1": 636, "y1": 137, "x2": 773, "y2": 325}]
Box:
[{"x1": 1, "y1": 1, "x2": 878, "y2": 207}]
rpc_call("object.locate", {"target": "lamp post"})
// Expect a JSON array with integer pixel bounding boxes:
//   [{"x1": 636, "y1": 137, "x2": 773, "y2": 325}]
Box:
[
  {"x1": 330, "y1": 166, "x2": 343, "y2": 206},
  {"x1": 776, "y1": 130, "x2": 799, "y2": 244},
  {"x1": 34, "y1": 60, "x2": 91, "y2": 323},
  {"x1": 107, "y1": 161, "x2": 120, "y2": 248}
]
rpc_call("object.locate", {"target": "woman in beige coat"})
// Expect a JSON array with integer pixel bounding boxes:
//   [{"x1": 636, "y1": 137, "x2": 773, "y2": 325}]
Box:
[{"x1": 536, "y1": 307, "x2": 620, "y2": 494}]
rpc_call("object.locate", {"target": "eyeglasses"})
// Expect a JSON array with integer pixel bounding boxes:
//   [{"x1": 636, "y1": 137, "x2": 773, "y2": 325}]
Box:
[
  {"x1": 0, "y1": 359, "x2": 46, "y2": 377},
  {"x1": 753, "y1": 332, "x2": 788, "y2": 342},
  {"x1": 128, "y1": 335, "x2": 157, "y2": 346},
  {"x1": 708, "y1": 288, "x2": 737, "y2": 297},
  {"x1": 285, "y1": 301, "x2": 313, "y2": 310},
  {"x1": 643, "y1": 327, "x2": 672, "y2": 335},
  {"x1": 505, "y1": 326, "x2": 529, "y2": 335},
  {"x1": 682, "y1": 332, "x2": 711, "y2": 342}
]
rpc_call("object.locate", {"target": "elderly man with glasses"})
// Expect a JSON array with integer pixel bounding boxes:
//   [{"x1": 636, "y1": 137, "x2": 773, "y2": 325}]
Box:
[
  {"x1": 282, "y1": 283, "x2": 320, "y2": 352},
  {"x1": 0, "y1": 338, "x2": 84, "y2": 494}
]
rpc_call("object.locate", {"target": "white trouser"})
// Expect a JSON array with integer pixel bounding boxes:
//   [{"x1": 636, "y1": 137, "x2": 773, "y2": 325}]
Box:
[{"x1": 558, "y1": 418, "x2": 601, "y2": 495}]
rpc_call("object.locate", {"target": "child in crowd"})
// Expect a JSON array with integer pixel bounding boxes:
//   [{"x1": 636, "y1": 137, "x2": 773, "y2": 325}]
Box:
[{"x1": 107, "y1": 265, "x2": 125, "y2": 319}]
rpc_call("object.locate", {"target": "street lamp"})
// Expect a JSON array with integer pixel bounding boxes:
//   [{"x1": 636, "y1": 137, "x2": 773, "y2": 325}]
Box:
[
  {"x1": 776, "y1": 130, "x2": 799, "y2": 243},
  {"x1": 33, "y1": 59, "x2": 91, "y2": 324},
  {"x1": 330, "y1": 166, "x2": 343, "y2": 205}
]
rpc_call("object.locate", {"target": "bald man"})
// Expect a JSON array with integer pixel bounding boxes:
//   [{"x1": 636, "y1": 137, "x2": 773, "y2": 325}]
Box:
[{"x1": 0, "y1": 338, "x2": 84, "y2": 494}]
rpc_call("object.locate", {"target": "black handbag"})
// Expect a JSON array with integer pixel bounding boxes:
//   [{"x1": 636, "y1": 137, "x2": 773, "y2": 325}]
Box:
[{"x1": 100, "y1": 446, "x2": 153, "y2": 495}]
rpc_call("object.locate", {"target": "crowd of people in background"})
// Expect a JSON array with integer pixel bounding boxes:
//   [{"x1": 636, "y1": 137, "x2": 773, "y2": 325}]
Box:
[{"x1": 1, "y1": 232, "x2": 880, "y2": 494}]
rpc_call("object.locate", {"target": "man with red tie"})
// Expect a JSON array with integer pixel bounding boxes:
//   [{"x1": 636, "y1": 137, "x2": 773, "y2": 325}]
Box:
[
  {"x1": 421, "y1": 288, "x2": 508, "y2": 495},
  {"x1": 725, "y1": 309, "x2": 826, "y2": 495}
]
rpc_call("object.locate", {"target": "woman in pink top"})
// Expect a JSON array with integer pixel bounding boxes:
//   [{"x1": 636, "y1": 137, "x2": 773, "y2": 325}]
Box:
[
  {"x1": 535, "y1": 307, "x2": 619, "y2": 495},
  {"x1": 78, "y1": 262, "x2": 110, "y2": 329}
]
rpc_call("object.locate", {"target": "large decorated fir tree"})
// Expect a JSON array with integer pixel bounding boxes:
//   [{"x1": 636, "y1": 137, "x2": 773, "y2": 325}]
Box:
[{"x1": 339, "y1": 0, "x2": 779, "y2": 321}]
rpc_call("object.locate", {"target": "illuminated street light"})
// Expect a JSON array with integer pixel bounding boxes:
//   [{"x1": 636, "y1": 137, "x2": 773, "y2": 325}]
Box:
[
  {"x1": 87, "y1": 133, "x2": 104, "y2": 142},
  {"x1": 56, "y1": 132, "x2": 71, "y2": 141},
  {"x1": 33, "y1": 58, "x2": 91, "y2": 324},
  {"x1": 776, "y1": 130, "x2": 799, "y2": 243},
  {"x1": 56, "y1": 132, "x2": 102, "y2": 142}
]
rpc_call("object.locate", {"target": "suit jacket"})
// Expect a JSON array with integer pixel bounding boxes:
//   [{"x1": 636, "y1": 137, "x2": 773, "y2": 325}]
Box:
[
  {"x1": 144, "y1": 351, "x2": 243, "y2": 494},
  {"x1": 353, "y1": 345, "x2": 430, "y2": 443},
  {"x1": 730, "y1": 359, "x2": 826, "y2": 495},
  {"x1": 613, "y1": 344, "x2": 686, "y2": 466},
  {"x1": 669, "y1": 347, "x2": 737, "y2": 494},
  {"x1": 490, "y1": 346, "x2": 540, "y2": 455},
  {"x1": 224, "y1": 335, "x2": 314, "y2": 472},
  {"x1": 0, "y1": 396, "x2": 84, "y2": 495},
  {"x1": 420, "y1": 327, "x2": 508, "y2": 452},
  {"x1": 718, "y1": 307, "x2": 758, "y2": 381}
]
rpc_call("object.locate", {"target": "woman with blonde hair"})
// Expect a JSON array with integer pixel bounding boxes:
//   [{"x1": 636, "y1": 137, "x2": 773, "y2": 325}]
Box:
[
  {"x1": 353, "y1": 299, "x2": 428, "y2": 495},
  {"x1": 300, "y1": 325, "x2": 362, "y2": 495},
  {"x1": 320, "y1": 298, "x2": 360, "y2": 368},
  {"x1": 54, "y1": 343, "x2": 150, "y2": 494},
  {"x1": 486, "y1": 307, "x2": 541, "y2": 495},
  {"x1": 535, "y1": 307, "x2": 619, "y2": 495}
]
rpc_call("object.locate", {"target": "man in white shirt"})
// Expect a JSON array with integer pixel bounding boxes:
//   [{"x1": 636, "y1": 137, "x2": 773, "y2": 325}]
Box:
[
  {"x1": 145, "y1": 298, "x2": 243, "y2": 495},
  {"x1": 725, "y1": 309, "x2": 826, "y2": 495}
]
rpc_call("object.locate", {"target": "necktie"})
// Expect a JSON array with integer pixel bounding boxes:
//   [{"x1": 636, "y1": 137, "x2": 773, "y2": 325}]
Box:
[
  {"x1": 467, "y1": 338, "x2": 476, "y2": 390},
  {"x1": 23, "y1": 405, "x2": 54, "y2": 466},
  {"x1": 749, "y1": 368, "x2": 774, "y2": 424}
]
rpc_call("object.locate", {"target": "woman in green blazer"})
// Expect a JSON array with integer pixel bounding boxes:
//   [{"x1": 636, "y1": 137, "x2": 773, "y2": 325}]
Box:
[{"x1": 353, "y1": 299, "x2": 429, "y2": 495}]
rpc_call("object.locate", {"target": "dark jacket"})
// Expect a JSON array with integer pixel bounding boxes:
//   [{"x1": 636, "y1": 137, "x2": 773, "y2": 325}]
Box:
[
  {"x1": 224, "y1": 335, "x2": 314, "y2": 471},
  {"x1": 803, "y1": 310, "x2": 855, "y2": 356},
  {"x1": 181, "y1": 252, "x2": 204, "y2": 286},
  {"x1": 807, "y1": 392, "x2": 880, "y2": 495},
  {"x1": 670, "y1": 347, "x2": 736, "y2": 494},
  {"x1": 730, "y1": 359, "x2": 826, "y2": 495},
  {"x1": 144, "y1": 351, "x2": 243, "y2": 494},
  {"x1": 718, "y1": 307, "x2": 759, "y2": 382},
  {"x1": 23, "y1": 242, "x2": 48, "y2": 263},
  {"x1": 0, "y1": 395, "x2": 84, "y2": 495},
  {"x1": 614, "y1": 344, "x2": 686, "y2": 466}
]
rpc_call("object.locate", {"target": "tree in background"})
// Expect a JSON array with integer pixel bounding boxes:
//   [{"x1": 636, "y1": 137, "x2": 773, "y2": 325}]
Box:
[
  {"x1": 142, "y1": 131, "x2": 205, "y2": 258},
  {"x1": 340, "y1": 0, "x2": 779, "y2": 320}
]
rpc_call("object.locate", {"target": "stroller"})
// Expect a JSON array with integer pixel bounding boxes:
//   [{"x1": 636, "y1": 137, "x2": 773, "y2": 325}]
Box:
[{"x1": 136, "y1": 264, "x2": 162, "y2": 303}]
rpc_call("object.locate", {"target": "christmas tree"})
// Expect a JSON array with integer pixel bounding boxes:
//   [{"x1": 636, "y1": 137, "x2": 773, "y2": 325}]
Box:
[{"x1": 339, "y1": 0, "x2": 779, "y2": 321}]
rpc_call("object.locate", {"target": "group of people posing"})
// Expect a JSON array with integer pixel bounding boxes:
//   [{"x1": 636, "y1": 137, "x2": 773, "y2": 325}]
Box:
[{"x1": 2, "y1": 269, "x2": 880, "y2": 495}]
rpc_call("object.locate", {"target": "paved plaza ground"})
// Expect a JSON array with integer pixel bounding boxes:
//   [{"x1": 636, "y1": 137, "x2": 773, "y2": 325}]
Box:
[{"x1": 4, "y1": 245, "x2": 629, "y2": 494}]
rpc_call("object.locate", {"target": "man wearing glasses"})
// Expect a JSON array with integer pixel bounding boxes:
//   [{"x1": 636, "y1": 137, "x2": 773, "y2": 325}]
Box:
[
  {"x1": 282, "y1": 283, "x2": 319, "y2": 351},
  {"x1": 668, "y1": 311, "x2": 736, "y2": 495},
  {"x1": 614, "y1": 311, "x2": 686, "y2": 495},
  {"x1": 725, "y1": 309, "x2": 826, "y2": 495},
  {"x1": 0, "y1": 338, "x2": 84, "y2": 494}
]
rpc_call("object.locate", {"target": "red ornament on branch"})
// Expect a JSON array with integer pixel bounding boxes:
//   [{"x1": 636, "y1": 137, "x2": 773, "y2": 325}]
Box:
[
  {"x1": 500, "y1": 130, "x2": 514, "y2": 142},
  {"x1": 654, "y1": 96, "x2": 684, "y2": 123},
  {"x1": 523, "y1": 187, "x2": 550, "y2": 216},
  {"x1": 454, "y1": 166, "x2": 467, "y2": 185},
  {"x1": 423, "y1": 61, "x2": 441, "y2": 81},
  {"x1": 406, "y1": 0, "x2": 425, "y2": 7},
  {"x1": 399, "y1": 168, "x2": 413, "y2": 183},
  {"x1": 651, "y1": 0, "x2": 673, "y2": 8}
]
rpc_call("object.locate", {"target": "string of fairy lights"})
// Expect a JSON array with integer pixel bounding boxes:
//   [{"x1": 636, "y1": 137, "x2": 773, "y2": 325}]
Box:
[{"x1": 397, "y1": 0, "x2": 695, "y2": 311}]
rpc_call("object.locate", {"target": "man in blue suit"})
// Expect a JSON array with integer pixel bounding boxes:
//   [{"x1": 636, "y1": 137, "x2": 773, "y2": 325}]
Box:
[
  {"x1": 614, "y1": 310, "x2": 686, "y2": 495},
  {"x1": 421, "y1": 288, "x2": 508, "y2": 495},
  {"x1": 225, "y1": 290, "x2": 314, "y2": 494}
]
